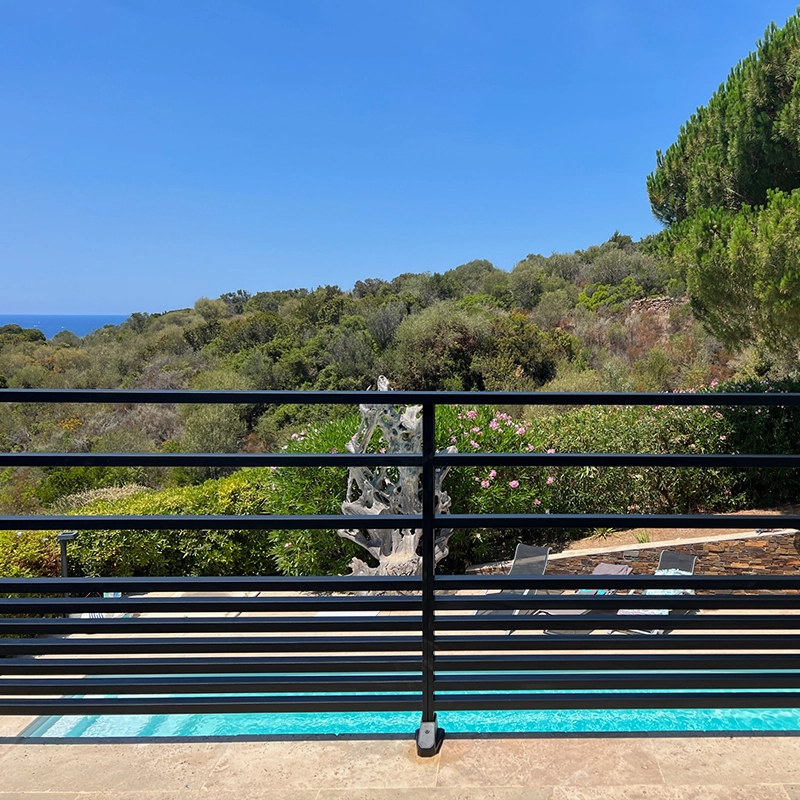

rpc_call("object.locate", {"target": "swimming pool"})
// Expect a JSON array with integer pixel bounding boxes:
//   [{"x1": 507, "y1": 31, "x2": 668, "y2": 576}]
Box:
[{"x1": 25, "y1": 705, "x2": 800, "y2": 739}]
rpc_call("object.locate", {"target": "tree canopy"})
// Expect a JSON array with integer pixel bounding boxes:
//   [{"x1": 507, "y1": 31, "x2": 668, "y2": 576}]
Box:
[{"x1": 648, "y1": 12, "x2": 800, "y2": 358}]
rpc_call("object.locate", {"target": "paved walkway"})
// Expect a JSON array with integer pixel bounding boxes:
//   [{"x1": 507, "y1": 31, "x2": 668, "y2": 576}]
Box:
[{"x1": 2, "y1": 715, "x2": 800, "y2": 799}]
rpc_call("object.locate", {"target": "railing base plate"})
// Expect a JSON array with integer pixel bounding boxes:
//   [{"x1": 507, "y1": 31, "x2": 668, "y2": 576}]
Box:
[{"x1": 415, "y1": 718, "x2": 444, "y2": 757}]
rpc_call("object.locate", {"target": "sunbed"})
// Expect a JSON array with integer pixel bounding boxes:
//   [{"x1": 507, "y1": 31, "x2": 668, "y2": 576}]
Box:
[
  {"x1": 541, "y1": 561, "x2": 633, "y2": 634},
  {"x1": 476, "y1": 543, "x2": 550, "y2": 627},
  {"x1": 617, "y1": 549, "x2": 697, "y2": 634}
]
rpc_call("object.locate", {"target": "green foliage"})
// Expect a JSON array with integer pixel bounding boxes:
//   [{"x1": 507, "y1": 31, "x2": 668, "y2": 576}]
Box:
[
  {"x1": 392, "y1": 302, "x2": 492, "y2": 390},
  {"x1": 647, "y1": 14, "x2": 800, "y2": 225},
  {"x1": 67, "y1": 471, "x2": 278, "y2": 576},
  {"x1": 671, "y1": 190, "x2": 800, "y2": 355},
  {"x1": 578, "y1": 276, "x2": 644, "y2": 311},
  {"x1": 649, "y1": 12, "x2": 800, "y2": 361},
  {"x1": 0, "y1": 531, "x2": 60, "y2": 577}
]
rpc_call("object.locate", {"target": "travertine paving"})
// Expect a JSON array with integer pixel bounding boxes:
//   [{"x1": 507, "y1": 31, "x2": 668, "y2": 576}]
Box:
[{"x1": 2, "y1": 714, "x2": 800, "y2": 800}]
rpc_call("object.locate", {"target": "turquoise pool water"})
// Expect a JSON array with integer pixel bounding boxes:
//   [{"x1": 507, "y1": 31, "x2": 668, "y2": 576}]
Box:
[{"x1": 26, "y1": 706, "x2": 800, "y2": 738}]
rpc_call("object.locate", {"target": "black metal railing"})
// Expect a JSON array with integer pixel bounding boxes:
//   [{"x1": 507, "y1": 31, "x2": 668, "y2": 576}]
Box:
[{"x1": 1, "y1": 389, "x2": 800, "y2": 755}]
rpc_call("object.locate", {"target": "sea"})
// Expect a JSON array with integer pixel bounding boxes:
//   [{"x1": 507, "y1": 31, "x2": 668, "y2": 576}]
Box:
[{"x1": 0, "y1": 314, "x2": 130, "y2": 339}]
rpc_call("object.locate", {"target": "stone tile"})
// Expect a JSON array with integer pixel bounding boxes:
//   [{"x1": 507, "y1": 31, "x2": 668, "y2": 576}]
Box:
[
  {"x1": 0, "y1": 742, "x2": 228, "y2": 793},
  {"x1": 784, "y1": 786, "x2": 800, "y2": 799},
  {"x1": 319, "y1": 789, "x2": 553, "y2": 799},
  {"x1": 0, "y1": 794, "x2": 79, "y2": 800},
  {"x1": 89, "y1": 793, "x2": 280, "y2": 800},
  {"x1": 436, "y1": 738, "x2": 662, "y2": 787},
  {"x1": 0, "y1": 795, "x2": 79, "y2": 799},
  {"x1": 654, "y1": 737, "x2": 800, "y2": 785},
  {"x1": 0, "y1": 715, "x2": 38, "y2": 738},
  {"x1": 84, "y1": 794, "x2": 206, "y2": 800},
  {"x1": 204, "y1": 739, "x2": 439, "y2": 791},
  {"x1": 193, "y1": 792, "x2": 319, "y2": 800},
  {"x1": 552, "y1": 785, "x2": 790, "y2": 799}
]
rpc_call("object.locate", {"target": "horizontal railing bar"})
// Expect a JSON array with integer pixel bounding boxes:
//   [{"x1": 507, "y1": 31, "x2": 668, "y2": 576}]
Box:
[
  {"x1": 0, "y1": 452, "x2": 425, "y2": 468},
  {"x1": 0, "y1": 576, "x2": 420, "y2": 593},
  {"x1": 2, "y1": 514, "x2": 421, "y2": 531},
  {"x1": 436, "y1": 453, "x2": 800, "y2": 468},
  {"x1": 5, "y1": 512, "x2": 800, "y2": 533},
  {"x1": 0, "y1": 617, "x2": 422, "y2": 634},
  {"x1": 433, "y1": 691, "x2": 800, "y2": 711},
  {"x1": 0, "y1": 596, "x2": 422, "y2": 613},
  {"x1": 9, "y1": 593, "x2": 798, "y2": 614},
  {"x1": 435, "y1": 654, "x2": 800, "y2": 671},
  {"x1": 0, "y1": 656, "x2": 424, "y2": 674},
  {"x1": 2, "y1": 575, "x2": 797, "y2": 595},
  {"x1": 5, "y1": 452, "x2": 800, "y2": 469},
  {"x1": 5, "y1": 655, "x2": 799, "y2": 676},
  {"x1": 0, "y1": 636, "x2": 423, "y2": 655},
  {"x1": 446, "y1": 513, "x2": 800, "y2": 530},
  {"x1": 434, "y1": 673, "x2": 800, "y2": 691},
  {"x1": 435, "y1": 614, "x2": 800, "y2": 631},
  {"x1": 0, "y1": 696, "x2": 423, "y2": 715},
  {"x1": 0, "y1": 675, "x2": 423, "y2": 695},
  {"x1": 437, "y1": 575, "x2": 800, "y2": 590},
  {"x1": 4, "y1": 654, "x2": 798, "y2": 675},
  {"x1": 437, "y1": 595, "x2": 800, "y2": 611},
  {"x1": 433, "y1": 634, "x2": 800, "y2": 650},
  {"x1": 3, "y1": 388, "x2": 800, "y2": 407},
  {"x1": 11, "y1": 674, "x2": 799, "y2": 696}
]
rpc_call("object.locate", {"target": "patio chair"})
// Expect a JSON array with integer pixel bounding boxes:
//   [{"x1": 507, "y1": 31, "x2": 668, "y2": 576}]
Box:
[
  {"x1": 476, "y1": 543, "x2": 550, "y2": 624},
  {"x1": 541, "y1": 561, "x2": 633, "y2": 635},
  {"x1": 617, "y1": 549, "x2": 697, "y2": 635}
]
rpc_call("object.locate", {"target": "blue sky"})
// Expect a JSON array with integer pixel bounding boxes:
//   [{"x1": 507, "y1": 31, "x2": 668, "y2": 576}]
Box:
[{"x1": 1, "y1": 1, "x2": 798, "y2": 314}]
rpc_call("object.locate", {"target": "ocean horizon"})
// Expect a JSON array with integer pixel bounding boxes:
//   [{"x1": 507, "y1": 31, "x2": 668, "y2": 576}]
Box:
[{"x1": 0, "y1": 314, "x2": 130, "y2": 339}]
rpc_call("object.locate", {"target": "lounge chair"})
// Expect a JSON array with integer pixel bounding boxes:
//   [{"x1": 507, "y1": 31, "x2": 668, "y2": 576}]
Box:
[
  {"x1": 476, "y1": 543, "x2": 550, "y2": 624},
  {"x1": 541, "y1": 562, "x2": 633, "y2": 634},
  {"x1": 617, "y1": 549, "x2": 697, "y2": 634}
]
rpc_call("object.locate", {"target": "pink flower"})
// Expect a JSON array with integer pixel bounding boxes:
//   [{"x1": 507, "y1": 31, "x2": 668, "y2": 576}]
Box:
[
  {"x1": 516, "y1": 426, "x2": 526, "y2": 435},
  {"x1": 481, "y1": 480, "x2": 490, "y2": 488},
  {"x1": 546, "y1": 448, "x2": 555, "y2": 454},
  {"x1": 719, "y1": 435, "x2": 726, "y2": 441},
  {"x1": 526, "y1": 443, "x2": 535, "y2": 451},
  {"x1": 471, "y1": 427, "x2": 481, "y2": 434},
  {"x1": 489, "y1": 420, "x2": 500, "y2": 430},
  {"x1": 534, "y1": 499, "x2": 541, "y2": 505},
  {"x1": 509, "y1": 480, "x2": 519, "y2": 488},
  {"x1": 331, "y1": 448, "x2": 338, "y2": 454},
  {"x1": 450, "y1": 436, "x2": 457, "y2": 443},
  {"x1": 489, "y1": 470, "x2": 497, "y2": 479},
  {"x1": 466, "y1": 410, "x2": 478, "y2": 420},
  {"x1": 546, "y1": 476, "x2": 555, "y2": 484},
  {"x1": 379, "y1": 447, "x2": 386, "y2": 453},
  {"x1": 470, "y1": 440, "x2": 480, "y2": 448}
]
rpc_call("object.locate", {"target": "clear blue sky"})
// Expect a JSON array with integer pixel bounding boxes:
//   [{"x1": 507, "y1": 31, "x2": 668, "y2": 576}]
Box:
[{"x1": 1, "y1": 1, "x2": 798, "y2": 314}]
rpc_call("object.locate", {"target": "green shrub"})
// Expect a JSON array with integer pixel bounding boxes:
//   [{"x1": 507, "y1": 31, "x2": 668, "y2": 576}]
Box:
[{"x1": 0, "y1": 531, "x2": 60, "y2": 577}]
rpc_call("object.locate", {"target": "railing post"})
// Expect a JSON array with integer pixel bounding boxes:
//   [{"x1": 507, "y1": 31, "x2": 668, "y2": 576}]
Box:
[{"x1": 416, "y1": 401, "x2": 444, "y2": 756}]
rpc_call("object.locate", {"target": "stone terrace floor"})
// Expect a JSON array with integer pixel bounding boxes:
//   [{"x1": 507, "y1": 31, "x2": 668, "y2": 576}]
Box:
[{"x1": 3, "y1": 714, "x2": 800, "y2": 799}]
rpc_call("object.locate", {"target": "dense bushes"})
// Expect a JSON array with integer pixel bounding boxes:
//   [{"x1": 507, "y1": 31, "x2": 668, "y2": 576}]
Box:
[{"x1": 16, "y1": 378, "x2": 797, "y2": 578}]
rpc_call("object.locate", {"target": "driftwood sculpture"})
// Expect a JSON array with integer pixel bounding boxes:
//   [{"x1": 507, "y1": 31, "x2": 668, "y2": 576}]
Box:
[{"x1": 338, "y1": 376, "x2": 457, "y2": 575}]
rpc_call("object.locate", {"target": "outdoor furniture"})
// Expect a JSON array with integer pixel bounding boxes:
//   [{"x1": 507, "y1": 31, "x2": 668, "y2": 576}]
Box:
[
  {"x1": 541, "y1": 561, "x2": 633, "y2": 635},
  {"x1": 617, "y1": 549, "x2": 697, "y2": 634},
  {"x1": 476, "y1": 543, "x2": 550, "y2": 625}
]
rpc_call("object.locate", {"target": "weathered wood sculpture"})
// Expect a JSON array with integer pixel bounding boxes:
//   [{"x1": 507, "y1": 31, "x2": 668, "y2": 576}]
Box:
[{"x1": 339, "y1": 376, "x2": 458, "y2": 575}]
